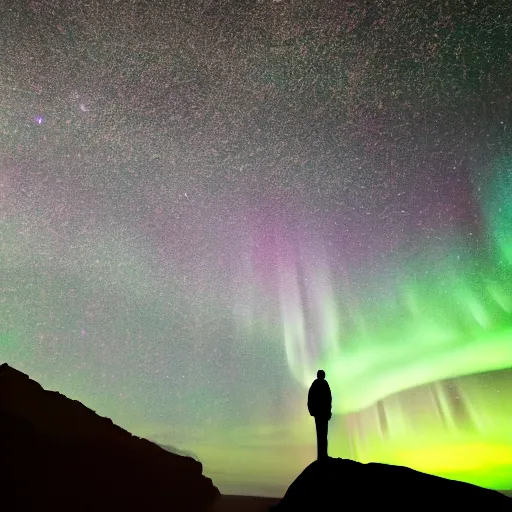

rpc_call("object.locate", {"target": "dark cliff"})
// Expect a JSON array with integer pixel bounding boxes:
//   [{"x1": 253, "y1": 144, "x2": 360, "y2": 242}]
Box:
[{"x1": 0, "y1": 363, "x2": 219, "y2": 511}]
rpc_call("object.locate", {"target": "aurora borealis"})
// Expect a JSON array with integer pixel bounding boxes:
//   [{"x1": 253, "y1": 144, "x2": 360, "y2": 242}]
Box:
[{"x1": 1, "y1": 0, "x2": 512, "y2": 497}]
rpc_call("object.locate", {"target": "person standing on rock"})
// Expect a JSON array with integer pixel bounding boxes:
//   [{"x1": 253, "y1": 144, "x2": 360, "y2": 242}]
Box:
[{"x1": 307, "y1": 369, "x2": 332, "y2": 460}]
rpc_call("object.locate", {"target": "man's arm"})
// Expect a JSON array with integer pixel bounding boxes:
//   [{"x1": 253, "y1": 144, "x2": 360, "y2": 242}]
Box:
[{"x1": 307, "y1": 382, "x2": 316, "y2": 416}]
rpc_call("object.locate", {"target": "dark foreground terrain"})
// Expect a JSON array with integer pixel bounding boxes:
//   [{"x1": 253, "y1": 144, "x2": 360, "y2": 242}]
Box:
[
  {"x1": 0, "y1": 363, "x2": 219, "y2": 511},
  {"x1": 1, "y1": 363, "x2": 510, "y2": 511},
  {"x1": 271, "y1": 457, "x2": 511, "y2": 511},
  {"x1": 213, "y1": 487, "x2": 511, "y2": 512},
  {"x1": 214, "y1": 495, "x2": 280, "y2": 512}
]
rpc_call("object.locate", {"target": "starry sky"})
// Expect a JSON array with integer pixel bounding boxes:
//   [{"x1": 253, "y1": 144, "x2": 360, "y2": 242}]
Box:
[{"x1": 1, "y1": 0, "x2": 512, "y2": 497}]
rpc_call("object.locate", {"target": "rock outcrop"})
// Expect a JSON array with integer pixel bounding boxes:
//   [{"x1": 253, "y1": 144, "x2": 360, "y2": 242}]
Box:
[
  {"x1": 272, "y1": 457, "x2": 511, "y2": 511},
  {"x1": 0, "y1": 363, "x2": 219, "y2": 511}
]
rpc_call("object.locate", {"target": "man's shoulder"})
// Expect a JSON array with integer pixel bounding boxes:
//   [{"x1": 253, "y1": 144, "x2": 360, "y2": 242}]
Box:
[{"x1": 320, "y1": 380, "x2": 331, "y2": 392}]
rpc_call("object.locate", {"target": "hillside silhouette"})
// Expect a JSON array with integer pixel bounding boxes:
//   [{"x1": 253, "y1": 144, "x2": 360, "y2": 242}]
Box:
[
  {"x1": 0, "y1": 363, "x2": 219, "y2": 511},
  {"x1": 271, "y1": 457, "x2": 511, "y2": 511},
  {"x1": 2, "y1": 362, "x2": 510, "y2": 512}
]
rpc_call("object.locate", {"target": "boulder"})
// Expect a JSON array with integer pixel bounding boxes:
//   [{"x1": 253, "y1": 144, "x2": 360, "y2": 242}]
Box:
[{"x1": 272, "y1": 456, "x2": 511, "y2": 511}]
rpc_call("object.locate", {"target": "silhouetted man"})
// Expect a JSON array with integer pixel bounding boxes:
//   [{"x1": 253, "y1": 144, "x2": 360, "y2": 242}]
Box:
[{"x1": 308, "y1": 370, "x2": 332, "y2": 460}]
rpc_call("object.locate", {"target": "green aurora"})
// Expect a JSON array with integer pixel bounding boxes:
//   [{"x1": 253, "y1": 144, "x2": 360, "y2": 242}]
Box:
[{"x1": 279, "y1": 157, "x2": 512, "y2": 489}]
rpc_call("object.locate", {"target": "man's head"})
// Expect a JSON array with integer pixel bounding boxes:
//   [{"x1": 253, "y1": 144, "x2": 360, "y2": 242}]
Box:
[{"x1": 317, "y1": 370, "x2": 325, "y2": 380}]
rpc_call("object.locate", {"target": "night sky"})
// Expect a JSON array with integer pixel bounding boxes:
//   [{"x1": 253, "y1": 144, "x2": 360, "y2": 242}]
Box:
[{"x1": 1, "y1": 0, "x2": 512, "y2": 497}]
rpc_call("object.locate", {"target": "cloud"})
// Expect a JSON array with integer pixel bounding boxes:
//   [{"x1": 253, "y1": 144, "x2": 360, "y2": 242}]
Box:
[{"x1": 156, "y1": 443, "x2": 199, "y2": 460}]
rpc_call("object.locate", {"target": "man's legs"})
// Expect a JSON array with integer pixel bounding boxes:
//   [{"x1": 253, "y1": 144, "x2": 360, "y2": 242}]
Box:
[{"x1": 314, "y1": 416, "x2": 329, "y2": 460}]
